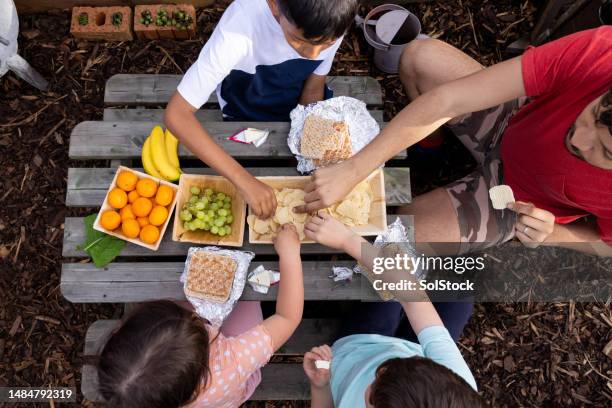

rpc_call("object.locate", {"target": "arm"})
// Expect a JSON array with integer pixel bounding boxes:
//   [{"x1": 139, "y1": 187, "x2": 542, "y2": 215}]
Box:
[
  {"x1": 299, "y1": 57, "x2": 526, "y2": 212},
  {"x1": 299, "y1": 74, "x2": 327, "y2": 106},
  {"x1": 303, "y1": 345, "x2": 334, "y2": 408},
  {"x1": 164, "y1": 93, "x2": 277, "y2": 218},
  {"x1": 546, "y1": 221, "x2": 612, "y2": 256},
  {"x1": 262, "y1": 224, "x2": 304, "y2": 350}
]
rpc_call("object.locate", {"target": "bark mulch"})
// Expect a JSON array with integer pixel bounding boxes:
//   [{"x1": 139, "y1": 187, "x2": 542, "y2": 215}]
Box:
[{"x1": 1, "y1": 1, "x2": 610, "y2": 407}]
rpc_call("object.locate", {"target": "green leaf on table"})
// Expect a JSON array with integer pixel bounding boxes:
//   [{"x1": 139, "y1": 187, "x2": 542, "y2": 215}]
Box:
[{"x1": 77, "y1": 214, "x2": 126, "y2": 268}]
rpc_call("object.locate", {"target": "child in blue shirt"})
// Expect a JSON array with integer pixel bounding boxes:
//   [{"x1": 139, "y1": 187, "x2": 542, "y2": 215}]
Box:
[
  {"x1": 302, "y1": 213, "x2": 485, "y2": 408},
  {"x1": 164, "y1": 0, "x2": 358, "y2": 219}
]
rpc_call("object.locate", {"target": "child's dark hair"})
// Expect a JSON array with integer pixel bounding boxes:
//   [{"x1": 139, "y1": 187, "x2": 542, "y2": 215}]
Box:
[
  {"x1": 97, "y1": 300, "x2": 210, "y2": 408},
  {"x1": 369, "y1": 357, "x2": 487, "y2": 408},
  {"x1": 277, "y1": 0, "x2": 358, "y2": 43}
]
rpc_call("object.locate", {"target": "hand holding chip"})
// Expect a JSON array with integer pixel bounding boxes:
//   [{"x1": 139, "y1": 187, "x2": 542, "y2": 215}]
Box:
[
  {"x1": 508, "y1": 201, "x2": 555, "y2": 248},
  {"x1": 304, "y1": 212, "x2": 356, "y2": 251},
  {"x1": 303, "y1": 345, "x2": 333, "y2": 389},
  {"x1": 238, "y1": 176, "x2": 277, "y2": 219},
  {"x1": 273, "y1": 223, "x2": 301, "y2": 258}
]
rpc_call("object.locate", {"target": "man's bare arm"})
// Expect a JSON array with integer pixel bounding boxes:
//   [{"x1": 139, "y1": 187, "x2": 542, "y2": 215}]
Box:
[
  {"x1": 546, "y1": 221, "x2": 612, "y2": 256},
  {"x1": 299, "y1": 74, "x2": 326, "y2": 106}
]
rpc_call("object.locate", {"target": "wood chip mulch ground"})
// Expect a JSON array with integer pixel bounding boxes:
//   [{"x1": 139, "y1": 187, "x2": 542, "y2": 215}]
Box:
[{"x1": 0, "y1": 1, "x2": 610, "y2": 407}]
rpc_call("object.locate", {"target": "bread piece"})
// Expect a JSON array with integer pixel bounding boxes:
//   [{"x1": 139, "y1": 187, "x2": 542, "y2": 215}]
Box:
[
  {"x1": 185, "y1": 252, "x2": 237, "y2": 303},
  {"x1": 301, "y1": 115, "x2": 345, "y2": 159}
]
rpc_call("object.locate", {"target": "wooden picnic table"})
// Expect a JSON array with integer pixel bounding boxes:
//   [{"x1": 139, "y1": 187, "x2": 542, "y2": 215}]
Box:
[{"x1": 61, "y1": 74, "x2": 413, "y2": 403}]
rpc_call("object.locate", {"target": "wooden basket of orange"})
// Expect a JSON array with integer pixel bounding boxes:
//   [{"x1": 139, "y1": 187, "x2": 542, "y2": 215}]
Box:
[{"x1": 94, "y1": 166, "x2": 179, "y2": 251}]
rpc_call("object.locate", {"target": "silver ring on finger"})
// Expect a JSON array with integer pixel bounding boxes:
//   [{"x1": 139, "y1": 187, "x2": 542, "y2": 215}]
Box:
[{"x1": 524, "y1": 226, "x2": 530, "y2": 234}]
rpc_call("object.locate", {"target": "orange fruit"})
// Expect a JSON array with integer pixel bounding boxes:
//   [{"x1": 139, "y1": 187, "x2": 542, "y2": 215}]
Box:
[
  {"x1": 116, "y1": 171, "x2": 138, "y2": 192},
  {"x1": 132, "y1": 197, "x2": 153, "y2": 217},
  {"x1": 121, "y1": 218, "x2": 140, "y2": 239},
  {"x1": 120, "y1": 204, "x2": 136, "y2": 221},
  {"x1": 127, "y1": 190, "x2": 140, "y2": 204},
  {"x1": 149, "y1": 205, "x2": 169, "y2": 226},
  {"x1": 136, "y1": 178, "x2": 157, "y2": 198},
  {"x1": 137, "y1": 217, "x2": 150, "y2": 227},
  {"x1": 107, "y1": 188, "x2": 128, "y2": 209},
  {"x1": 139, "y1": 225, "x2": 160, "y2": 244},
  {"x1": 100, "y1": 210, "x2": 121, "y2": 230},
  {"x1": 155, "y1": 185, "x2": 174, "y2": 207}
]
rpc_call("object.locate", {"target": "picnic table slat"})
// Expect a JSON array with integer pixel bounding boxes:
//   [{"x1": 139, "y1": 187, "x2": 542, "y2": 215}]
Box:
[
  {"x1": 104, "y1": 74, "x2": 383, "y2": 106},
  {"x1": 66, "y1": 167, "x2": 411, "y2": 207},
  {"x1": 62, "y1": 215, "x2": 414, "y2": 258},
  {"x1": 85, "y1": 318, "x2": 339, "y2": 357},
  {"x1": 82, "y1": 363, "x2": 310, "y2": 402},
  {"x1": 102, "y1": 107, "x2": 385, "y2": 123},
  {"x1": 61, "y1": 261, "x2": 379, "y2": 303},
  {"x1": 69, "y1": 120, "x2": 404, "y2": 161}
]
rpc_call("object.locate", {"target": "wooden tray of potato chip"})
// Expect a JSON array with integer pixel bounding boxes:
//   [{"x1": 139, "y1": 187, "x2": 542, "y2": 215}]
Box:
[
  {"x1": 247, "y1": 169, "x2": 387, "y2": 244},
  {"x1": 172, "y1": 174, "x2": 246, "y2": 247}
]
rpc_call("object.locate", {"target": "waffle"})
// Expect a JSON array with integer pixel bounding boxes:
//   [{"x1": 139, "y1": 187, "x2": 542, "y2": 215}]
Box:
[{"x1": 185, "y1": 252, "x2": 237, "y2": 303}]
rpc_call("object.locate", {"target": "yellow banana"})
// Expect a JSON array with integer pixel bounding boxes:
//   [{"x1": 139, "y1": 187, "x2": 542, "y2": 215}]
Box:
[
  {"x1": 142, "y1": 136, "x2": 163, "y2": 179},
  {"x1": 164, "y1": 128, "x2": 181, "y2": 171},
  {"x1": 150, "y1": 125, "x2": 180, "y2": 182}
]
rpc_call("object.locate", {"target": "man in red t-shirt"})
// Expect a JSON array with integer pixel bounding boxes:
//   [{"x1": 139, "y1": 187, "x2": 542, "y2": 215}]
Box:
[{"x1": 298, "y1": 27, "x2": 611, "y2": 255}]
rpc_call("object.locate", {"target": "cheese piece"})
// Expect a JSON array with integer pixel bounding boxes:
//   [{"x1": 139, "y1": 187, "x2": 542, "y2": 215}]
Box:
[{"x1": 315, "y1": 360, "x2": 330, "y2": 370}]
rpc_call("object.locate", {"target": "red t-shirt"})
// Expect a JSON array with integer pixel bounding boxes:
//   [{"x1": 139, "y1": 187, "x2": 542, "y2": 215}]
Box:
[{"x1": 501, "y1": 27, "x2": 612, "y2": 243}]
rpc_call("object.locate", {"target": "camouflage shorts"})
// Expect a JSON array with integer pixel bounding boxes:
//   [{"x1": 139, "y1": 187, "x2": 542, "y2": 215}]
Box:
[{"x1": 445, "y1": 98, "x2": 528, "y2": 254}]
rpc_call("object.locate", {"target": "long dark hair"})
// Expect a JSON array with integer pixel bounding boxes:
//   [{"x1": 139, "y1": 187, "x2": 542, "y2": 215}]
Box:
[
  {"x1": 97, "y1": 300, "x2": 210, "y2": 408},
  {"x1": 369, "y1": 356, "x2": 487, "y2": 408}
]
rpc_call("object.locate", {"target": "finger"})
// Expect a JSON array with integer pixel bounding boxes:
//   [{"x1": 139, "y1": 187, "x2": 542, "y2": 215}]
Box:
[
  {"x1": 303, "y1": 181, "x2": 317, "y2": 194},
  {"x1": 516, "y1": 221, "x2": 547, "y2": 243},
  {"x1": 251, "y1": 203, "x2": 263, "y2": 218},
  {"x1": 299, "y1": 200, "x2": 325, "y2": 214},
  {"x1": 518, "y1": 214, "x2": 552, "y2": 234},
  {"x1": 304, "y1": 190, "x2": 321, "y2": 204},
  {"x1": 317, "y1": 210, "x2": 332, "y2": 220},
  {"x1": 508, "y1": 201, "x2": 535, "y2": 216},
  {"x1": 304, "y1": 228, "x2": 317, "y2": 241},
  {"x1": 304, "y1": 223, "x2": 319, "y2": 234},
  {"x1": 515, "y1": 230, "x2": 539, "y2": 248},
  {"x1": 308, "y1": 215, "x2": 325, "y2": 225}
]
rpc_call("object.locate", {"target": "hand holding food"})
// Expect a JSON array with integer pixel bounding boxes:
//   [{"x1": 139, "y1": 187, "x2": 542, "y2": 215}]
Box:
[
  {"x1": 303, "y1": 345, "x2": 333, "y2": 389},
  {"x1": 304, "y1": 211, "x2": 356, "y2": 250},
  {"x1": 508, "y1": 201, "x2": 555, "y2": 248},
  {"x1": 273, "y1": 223, "x2": 301, "y2": 259},
  {"x1": 238, "y1": 176, "x2": 277, "y2": 219}
]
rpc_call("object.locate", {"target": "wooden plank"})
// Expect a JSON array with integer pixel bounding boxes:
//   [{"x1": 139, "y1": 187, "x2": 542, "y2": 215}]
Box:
[
  {"x1": 66, "y1": 167, "x2": 411, "y2": 207},
  {"x1": 102, "y1": 107, "x2": 385, "y2": 123},
  {"x1": 85, "y1": 318, "x2": 339, "y2": 356},
  {"x1": 69, "y1": 120, "x2": 405, "y2": 160},
  {"x1": 61, "y1": 261, "x2": 378, "y2": 303},
  {"x1": 62, "y1": 215, "x2": 414, "y2": 258},
  {"x1": 104, "y1": 74, "x2": 383, "y2": 106},
  {"x1": 82, "y1": 363, "x2": 308, "y2": 402}
]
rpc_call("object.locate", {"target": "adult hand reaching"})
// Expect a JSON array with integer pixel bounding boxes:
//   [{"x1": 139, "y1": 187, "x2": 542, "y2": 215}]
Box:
[
  {"x1": 294, "y1": 161, "x2": 361, "y2": 213},
  {"x1": 508, "y1": 201, "x2": 555, "y2": 248}
]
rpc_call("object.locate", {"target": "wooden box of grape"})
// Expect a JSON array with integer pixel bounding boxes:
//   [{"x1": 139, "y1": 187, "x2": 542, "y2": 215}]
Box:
[
  {"x1": 94, "y1": 166, "x2": 179, "y2": 251},
  {"x1": 172, "y1": 174, "x2": 247, "y2": 247}
]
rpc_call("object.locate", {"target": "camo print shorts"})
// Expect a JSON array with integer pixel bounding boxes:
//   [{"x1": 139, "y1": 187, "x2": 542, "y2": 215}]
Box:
[{"x1": 444, "y1": 97, "x2": 528, "y2": 254}]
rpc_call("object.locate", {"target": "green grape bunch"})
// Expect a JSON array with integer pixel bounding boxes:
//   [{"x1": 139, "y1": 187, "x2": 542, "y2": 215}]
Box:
[{"x1": 180, "y1": 186, "x2": 234, "y2": 237}]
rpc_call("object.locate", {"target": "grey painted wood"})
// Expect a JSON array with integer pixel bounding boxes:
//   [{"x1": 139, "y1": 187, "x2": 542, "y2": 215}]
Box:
[
  {"x1": 85, "y1": 318, "x2": 339, "y2": 356},
  {"x1": 102, "y1": 107, "x2": 385, "y2": 123},
  {"x1": 66, "y1": 167, "x2": 411, "y2": 207},
  {"x1": 62, "y1": 215, "x2": 414, "y2": 258},
  {"x1": 104, "y1": 74, "x2": 383, "y2": 106},
  {"x1": 61, "y1": 261, "x2": 379, "y2": 303},
  {"x1": 69, "y1": 120, "x2": 405, "y2": 161},
  {"x1": 82, "y1": 363, "x2": 309, "y2": 402}
]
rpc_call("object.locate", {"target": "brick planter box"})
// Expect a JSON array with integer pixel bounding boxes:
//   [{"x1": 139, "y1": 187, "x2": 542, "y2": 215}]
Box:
[
  {"x1": 134, "y1": 4, "x2": 196, "y2": 40},
  {"x1": 70, "y1": 6, "x2": 133, "y2": 41}
]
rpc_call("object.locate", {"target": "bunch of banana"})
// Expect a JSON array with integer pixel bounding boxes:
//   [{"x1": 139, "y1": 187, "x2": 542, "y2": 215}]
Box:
[{"x1": 142, "y1": 125, "x2": 182, "y2": 182}]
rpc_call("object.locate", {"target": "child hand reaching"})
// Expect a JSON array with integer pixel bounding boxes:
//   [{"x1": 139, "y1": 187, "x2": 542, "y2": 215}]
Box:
[
  {"x1": 303, "y1": 345, "x2": 334, "y2": 408},
  {"x1": 305, "y1": 212, "x2": 365, "y2": 260}
]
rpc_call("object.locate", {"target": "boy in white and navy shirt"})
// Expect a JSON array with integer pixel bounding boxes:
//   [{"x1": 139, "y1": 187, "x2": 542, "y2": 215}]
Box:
[{"x1": 165, "y1": 0, "x2": 358, "y2": 218}]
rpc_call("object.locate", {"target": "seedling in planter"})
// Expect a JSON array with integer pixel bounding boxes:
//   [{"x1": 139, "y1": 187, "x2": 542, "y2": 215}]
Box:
[
  {"x1": 173, "y1": 9, "x2": 194, "y2": 30},
  {"x1": 112, "y1": 12, "x2": 123, "y2": 27},
  {"x1": 140, "y1": 10, "x2": 153, "y2": 26},
  {"x1": 78, "y1": 13, "x2": 88, "y2": 26},
  {"x1": 156, "y1": 9, "x2": 171, "y2": 27}
]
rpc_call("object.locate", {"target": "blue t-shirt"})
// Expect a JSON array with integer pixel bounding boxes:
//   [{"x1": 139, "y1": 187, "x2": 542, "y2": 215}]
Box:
[
  {"x1": 177, "y1": 0, "x2": 342, "y2": 121},
  {"x1": 331, "y1": 326, "x2": 478, "y2": 408}
]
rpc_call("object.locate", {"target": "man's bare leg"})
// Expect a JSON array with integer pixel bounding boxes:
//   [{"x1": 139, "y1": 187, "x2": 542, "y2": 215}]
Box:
[{"x1": 398, "y1": 39, "x2": 484, "y2": 249}]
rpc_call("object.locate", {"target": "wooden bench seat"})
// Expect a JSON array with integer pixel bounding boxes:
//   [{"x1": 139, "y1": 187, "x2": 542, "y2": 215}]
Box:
[
  {"x1": 81, "y1": 318, "x2": 339, "y2": 402},
  {"x1": 66, "y1": 167, "x2": 411, "y2": 207},
  {"x1": 104, "y1": 74, "x2": 383, "y2": 106}
]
